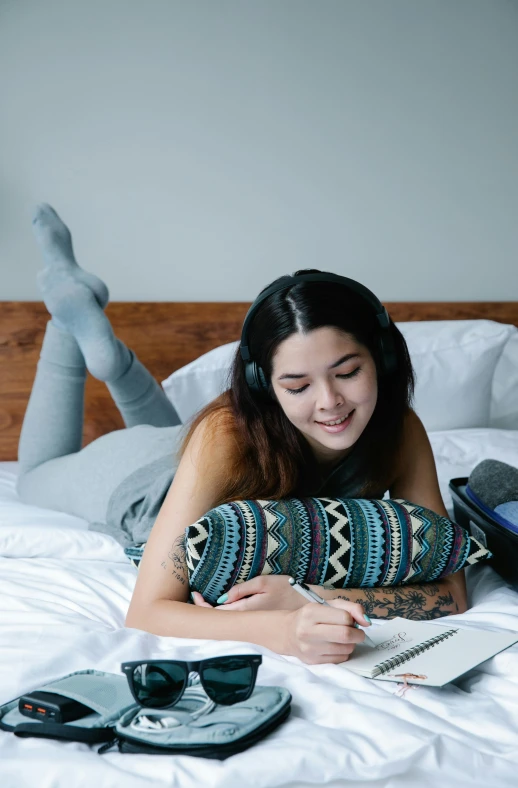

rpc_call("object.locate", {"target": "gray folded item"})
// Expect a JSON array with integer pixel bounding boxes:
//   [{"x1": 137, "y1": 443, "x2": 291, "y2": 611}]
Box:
[{"x1": 467, "y1": 459, "x2": 518, "y2": 526}]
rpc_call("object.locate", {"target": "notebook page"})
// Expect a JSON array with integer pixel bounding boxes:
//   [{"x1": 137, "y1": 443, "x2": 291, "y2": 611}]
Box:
[
  {"x1": 342, "y1": 618, "x2": 439, "y2": 676},
  {"x1": 372, "y1": 626, "x2": 518, "y2": 686},
  {"x1": 341, "y1": 617, "x2": 518, "y2": 686}
]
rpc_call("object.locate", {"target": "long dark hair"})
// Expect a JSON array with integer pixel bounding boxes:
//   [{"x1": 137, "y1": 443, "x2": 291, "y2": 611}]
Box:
[{"x1": 178, "y1": 270, "x2": 415, "y2": 503}]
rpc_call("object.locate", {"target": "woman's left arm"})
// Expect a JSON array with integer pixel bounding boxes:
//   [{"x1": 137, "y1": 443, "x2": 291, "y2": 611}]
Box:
[
  {"x1": 317, "y1": 409, "x2": 466, "y2": 618},
  {"x1": 319, "y1": 409, "x2": 467, "y2": 618},
  {"x1": 385, "y1": 407, "x2": 468, "y2": 614},
  {"x1": 193, "y1": 573, "x2": 462, "y2": 620},
  {"x1": 316, "y1": 408, "x2": 467, "y2": 619}
]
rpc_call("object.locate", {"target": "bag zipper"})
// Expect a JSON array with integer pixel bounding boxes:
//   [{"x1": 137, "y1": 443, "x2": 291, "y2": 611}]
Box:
[
  {"x1": 98, "y1": 737, "x2": 121, "y2": 754},
  {"x1": 98, "y1": 700, "x2": 291, "y2": 757}
]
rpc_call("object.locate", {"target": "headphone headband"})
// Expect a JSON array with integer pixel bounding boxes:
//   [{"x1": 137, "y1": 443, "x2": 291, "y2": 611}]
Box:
[
  {"x1": 240, "y1": 273, "x2": 390, "y2": 362},
  {"x1": 239, "y1": 272, "x2": 397, "y2": 395}
]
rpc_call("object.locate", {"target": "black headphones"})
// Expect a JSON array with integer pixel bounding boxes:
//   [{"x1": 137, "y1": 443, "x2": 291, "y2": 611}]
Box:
[{"x1": 239, "y1": 272, "x2": 398, "y2": 396}]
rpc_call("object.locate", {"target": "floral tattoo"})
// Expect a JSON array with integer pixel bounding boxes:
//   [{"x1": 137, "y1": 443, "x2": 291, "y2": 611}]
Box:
[{"x1": 333, "y1": 583, "x2": 458, "y2": 620}]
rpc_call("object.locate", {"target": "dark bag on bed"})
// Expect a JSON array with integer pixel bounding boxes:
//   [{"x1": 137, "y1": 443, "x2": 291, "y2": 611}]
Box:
[
  {"x1": 449, "y1": 477, "x2": 518, "y2": 587},
  {"x1": 0, "y1": 670, "x2": 291, "y2": 758}
]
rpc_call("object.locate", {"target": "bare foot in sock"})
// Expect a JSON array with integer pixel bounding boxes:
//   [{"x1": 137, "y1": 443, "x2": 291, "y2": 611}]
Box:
[
  {"x1": 33, "y1": 204, "x2": 130, "y2": 382},
  {"x1": 32, "y1": 204, "x2": 110, "y2": 311}
]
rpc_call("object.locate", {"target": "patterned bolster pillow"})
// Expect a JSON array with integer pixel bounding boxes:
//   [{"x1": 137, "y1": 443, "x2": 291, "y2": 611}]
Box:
[{"x1": 184, "y1": 497, "x2": 492, "y2": 605}]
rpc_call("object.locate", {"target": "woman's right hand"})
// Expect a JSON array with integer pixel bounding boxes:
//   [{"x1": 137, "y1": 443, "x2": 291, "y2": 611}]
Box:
[{"x1": 283, "y1": 599, "x2": 370, "y2": 665}]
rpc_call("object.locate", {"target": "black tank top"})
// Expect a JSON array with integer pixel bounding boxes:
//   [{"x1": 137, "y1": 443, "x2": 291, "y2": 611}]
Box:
[{"x1": 312, "y1": 443, "x2": 387, "y2": 499}]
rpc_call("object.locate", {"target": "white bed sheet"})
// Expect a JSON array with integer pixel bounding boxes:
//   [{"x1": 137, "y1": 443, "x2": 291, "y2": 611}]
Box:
[{"x1": 0, "y1": 429, "x2": 517, "y2": 788}]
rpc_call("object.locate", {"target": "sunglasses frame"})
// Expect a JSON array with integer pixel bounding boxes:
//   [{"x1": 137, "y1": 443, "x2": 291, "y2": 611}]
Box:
[{"x1": 121, "y1": 655, "x2": 262, "y2": 709}]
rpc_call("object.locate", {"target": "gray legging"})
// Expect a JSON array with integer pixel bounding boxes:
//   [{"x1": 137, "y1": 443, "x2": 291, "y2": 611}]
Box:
[{"x1": 16, "y1": 320, "x2": 183, "y2": 524}]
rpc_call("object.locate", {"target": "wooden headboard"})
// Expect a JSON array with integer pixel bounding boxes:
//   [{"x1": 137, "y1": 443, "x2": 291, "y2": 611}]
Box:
[{"x1": 1, "y1": 301, "x2": 517, "y2": 461}]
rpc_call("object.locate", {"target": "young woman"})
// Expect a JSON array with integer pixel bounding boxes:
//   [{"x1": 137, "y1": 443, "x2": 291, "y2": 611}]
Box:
[{"x1": 18, "y1": 204, "x2": 467, "y2": 666}]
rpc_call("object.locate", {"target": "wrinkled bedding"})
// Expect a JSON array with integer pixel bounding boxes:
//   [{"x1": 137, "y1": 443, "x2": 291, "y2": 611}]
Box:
[{"x1": 1, "y1": 427, "x2": 518, "y2": 788}]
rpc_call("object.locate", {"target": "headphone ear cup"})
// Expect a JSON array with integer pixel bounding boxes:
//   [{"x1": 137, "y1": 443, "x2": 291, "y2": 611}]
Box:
[
  {"x1": 257, "y1": 366, "x2": 268, "y2": 393},
  {"x1": 256, "y1": 365, "x2": 268, "y2": 391},
  {"x1": 245, "y1": 361, "x2": 270, "y2": 395},
  {"x1": 378, "y1": 331, "x2": 398, "y2": 375},
  {"x1": 244, "y1": 361, "x2": 258, "y2": 392}
]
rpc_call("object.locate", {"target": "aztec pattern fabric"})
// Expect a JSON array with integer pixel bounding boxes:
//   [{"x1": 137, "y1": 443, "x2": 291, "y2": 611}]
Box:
[{"x1": 183, "y1": 497, "x2": 492, "y2": 605}]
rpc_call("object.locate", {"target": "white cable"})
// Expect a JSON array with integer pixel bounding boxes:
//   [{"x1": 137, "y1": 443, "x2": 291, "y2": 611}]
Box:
[{"x1": 129, "y1": 681, "x2": 216, "y2": 734}]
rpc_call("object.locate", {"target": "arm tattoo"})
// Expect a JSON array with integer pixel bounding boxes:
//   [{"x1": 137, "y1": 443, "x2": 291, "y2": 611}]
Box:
[
  {"x1": 161, "y1": 535, "x2": 188, "y2": 585},
  {"x1": 332, "y1": 582, "x2": 459, "y2": 621}
]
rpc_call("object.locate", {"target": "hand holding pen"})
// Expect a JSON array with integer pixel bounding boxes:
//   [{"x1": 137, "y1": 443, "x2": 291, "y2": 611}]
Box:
[{"x1": 288, "y1": 577, "x2": 376, "y2": 648}]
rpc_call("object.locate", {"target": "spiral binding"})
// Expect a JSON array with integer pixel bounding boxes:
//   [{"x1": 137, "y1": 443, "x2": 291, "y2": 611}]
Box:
[{"x1": 372, "y1": 628, "x2": 459, "y2": 677}]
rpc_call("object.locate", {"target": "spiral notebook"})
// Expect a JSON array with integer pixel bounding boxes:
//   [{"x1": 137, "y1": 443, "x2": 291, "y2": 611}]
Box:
[{"x1": 342, "y1": 617, "x2": 518, "y2": 687}]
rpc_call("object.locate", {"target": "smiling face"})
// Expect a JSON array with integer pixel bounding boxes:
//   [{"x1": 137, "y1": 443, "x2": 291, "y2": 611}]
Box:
[{"x1": 270, "y1": 326, "x2": 378, "y2": 467}]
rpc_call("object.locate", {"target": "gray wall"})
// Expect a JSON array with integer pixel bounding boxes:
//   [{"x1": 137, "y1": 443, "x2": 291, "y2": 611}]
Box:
[{"x1": 1, "y1": 0, "x2": 517, "y2": 301}]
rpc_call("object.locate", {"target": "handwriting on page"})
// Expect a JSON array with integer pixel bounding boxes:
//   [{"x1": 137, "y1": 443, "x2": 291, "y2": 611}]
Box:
[{"x1": 375, "y1": 631, "x2": 413, "y2": 652}]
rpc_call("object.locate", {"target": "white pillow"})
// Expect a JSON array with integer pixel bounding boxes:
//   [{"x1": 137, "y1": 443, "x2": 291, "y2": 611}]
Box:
[
  {"x1": 398, "y1": 320, "x2": 515, "y2": 431},
  {"x1": 162, "y1": 341, "x2": 238, "y2": 424},
  {"x1": 489, "y1": 326, "x2": 518, "y2": 430},
  {"x1": 161, "y1": 320, "x2": 516, "y2": 431}
]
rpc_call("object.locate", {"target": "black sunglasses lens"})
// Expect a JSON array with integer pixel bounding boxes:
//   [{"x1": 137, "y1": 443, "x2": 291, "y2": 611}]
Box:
[
  {"x1": 201, "y1": 658, "x2": 255, "y2": 705},
  {"x1": 131, "y1": 662, "x2": 186, "y2": 708}
]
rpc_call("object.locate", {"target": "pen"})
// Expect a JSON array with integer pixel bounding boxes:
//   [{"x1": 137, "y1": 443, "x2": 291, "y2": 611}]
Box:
[{"x1": 288, "y1": 577, "x2": 375, "y2": 647}]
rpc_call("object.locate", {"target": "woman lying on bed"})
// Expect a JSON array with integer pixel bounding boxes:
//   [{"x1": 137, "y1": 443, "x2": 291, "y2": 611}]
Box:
[{"x1": 17, "y1": 203, "x2": 467, "y2": 665}]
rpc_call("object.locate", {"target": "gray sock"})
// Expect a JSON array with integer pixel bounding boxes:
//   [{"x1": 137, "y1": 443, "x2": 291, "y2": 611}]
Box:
[
  {"x1": 32, "y1": 203, "x2": 131, "y2": 382},
  {"x1": 32, "y1": 203, "x2": 109, "y2": 314}
]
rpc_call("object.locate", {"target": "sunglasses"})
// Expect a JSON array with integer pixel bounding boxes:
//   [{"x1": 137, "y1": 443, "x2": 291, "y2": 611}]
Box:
[{"x1": 121, "y1": 655, "x2": 262, "y2": 709}]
